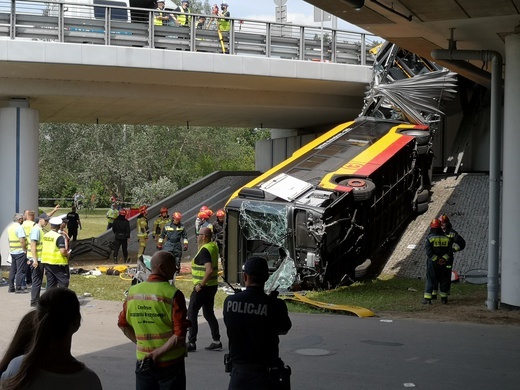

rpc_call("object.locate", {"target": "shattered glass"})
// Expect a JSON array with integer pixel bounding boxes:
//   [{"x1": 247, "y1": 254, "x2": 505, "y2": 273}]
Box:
[
  {"x1": 264, "y1": 258, "x2": 297, "y2": 293},
  {"x1": 238, "y1": 201, "x2": 289, "y2": 247}
]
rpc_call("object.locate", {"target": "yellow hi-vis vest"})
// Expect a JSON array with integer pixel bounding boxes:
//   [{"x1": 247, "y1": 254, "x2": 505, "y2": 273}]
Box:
[
  {"x1": 28, "y1": 224, "x2": 44, "y2": 260},
  {"x1": 126, "y1": 282, "x2": 184, "y2": 362},
  {"x1": 8, "y1": 222, "x2": 24, "y2": 253},
  {"x1": 177, "y1": 7, "x2": 191, "y2": 26},
  {"x1": 41, "y1": 230, "x2": 68, "y2": 265},
  {"x1": 218, "y1": 15, "x2": 230, "y2": 32},
  {"x1": 22, "y1": 220, "x2": 36, "y2": 238},
  {"x1": 154, "y1": 10, "x2": 165, "y2": 26},
  {"x1": 191, "y1": 241, "x2": 219, "y2": 286},
  {"x1": 107, "y1": 208, "x2": 119, "y2": 223}
]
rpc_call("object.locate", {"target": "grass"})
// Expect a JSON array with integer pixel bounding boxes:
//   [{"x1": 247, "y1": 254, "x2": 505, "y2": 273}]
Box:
[{"x1": 41, "y1": 207, "x2": 107, "y2": 240}]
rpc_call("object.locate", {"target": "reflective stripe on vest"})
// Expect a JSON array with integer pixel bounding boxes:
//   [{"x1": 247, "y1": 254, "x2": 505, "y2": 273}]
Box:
[
  {"x1": 191, "y1": 241, "x2": 219, "y2": 286},
  {"x1": 126, "y1": 282, "x2": 184, "y2": 362},
  {"x1": 137, "y1": 216, "x2": 149, "y2": 238},
  {"x1": 41, "y1": 230, "x2": 68, "y2": 265},
  {"x1": 8, "y1": 223, "x2": 24, "y2": 252},
  {"x1": 177, "y1": 7, "x2": 191, "y2": 25}
]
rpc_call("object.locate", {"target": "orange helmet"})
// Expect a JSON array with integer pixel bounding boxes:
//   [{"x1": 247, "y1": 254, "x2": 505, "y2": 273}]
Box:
[
  {"x1": 160, "y1": 207, "x2": 168, "y2": 214},
  {"x1": 198, "y1": 211, "x2": 208, "y2": 220},
  {"x1": 439, "y1": 214, "x2": 450, "y2": 225},
  {"x1": 139, "y1": 205, "x2": 148, "y2": 214},
  {"x1": 430, "y1": 218, "x2": 441, "y2": 229},
  {"x1": 172, "y1": 211, "x2": 182, "y2": 220},
  {"x1": 206, "y1": 209, "x2": 214, "y2": 218},
  {"x1": 216, "y1": 209, "x2": 225, "y2": 218},
  {"x1": 119, "y1": 209, "x2": 127, "y2": 216}
]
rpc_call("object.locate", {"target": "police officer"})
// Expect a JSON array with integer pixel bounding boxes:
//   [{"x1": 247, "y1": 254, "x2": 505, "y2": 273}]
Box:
[
  {"x1": 223, "y1": 257, "x2": 292, "y2": 390},
  {"x1": 423, "y1": 218, "x2": 452, "y2": 305},
  {"x1": 160, "y1": 211, "x2": 188, "y2": 274},
  {"x1": 41, "y1": 216, "x2": 71, "y2": 289}
]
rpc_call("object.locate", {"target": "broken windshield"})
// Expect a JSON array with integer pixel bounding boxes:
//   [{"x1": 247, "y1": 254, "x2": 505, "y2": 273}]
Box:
[{"x1": 238, "y1": 201, "x2": 289, "y2": 247}]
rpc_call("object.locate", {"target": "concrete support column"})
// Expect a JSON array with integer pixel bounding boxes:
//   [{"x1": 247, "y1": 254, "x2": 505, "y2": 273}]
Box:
[
  {"x1": 0, "y1": 99, "x2": 39, "y2": 265},
  {"x1": 501, "y1": 33, "x2": 520, "y2": 309}
]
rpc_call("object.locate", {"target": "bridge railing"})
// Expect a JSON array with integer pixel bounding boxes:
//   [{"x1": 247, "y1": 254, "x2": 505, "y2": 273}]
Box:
[{"x1": 0, "y1": 0, "x2": 377, "y2": 65}]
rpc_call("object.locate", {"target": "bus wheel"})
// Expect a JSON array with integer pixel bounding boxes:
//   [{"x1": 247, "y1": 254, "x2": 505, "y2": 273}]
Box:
[
  {"x1": 342, "y1": 178, "x2": 375, "y2": 201},
  {"x1": 401, "y1": 130, "x2": 431, "y2": 146}
]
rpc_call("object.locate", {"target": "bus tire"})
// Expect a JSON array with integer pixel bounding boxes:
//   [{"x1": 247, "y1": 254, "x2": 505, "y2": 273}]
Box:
[
  {"x1": 401, "y1": 130, "x2": 430, "y2": 146},
  {"x1": 341, "y1": 178, "x2": 376, "y2": 201},
  {"x1": 417, "y1": 202, "x2": 429, "y2": 213}
]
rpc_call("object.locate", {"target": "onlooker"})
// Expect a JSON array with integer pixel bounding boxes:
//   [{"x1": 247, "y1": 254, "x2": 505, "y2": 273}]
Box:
[
  {"x1": 154, "y1": 0, "x2": 170, "y2": 26},
  {"x1": 112, "y1": 209, "x2": 131, "y2": 264},
  {"x1": 223, "y1": 257, "x2": 292, "y2": 390},
  {"x1": 137, "y1": 205, "x2": 150, "y2": 260},
  {"x1": 29, "y1": 213, "x2": 51, "y2": 307},
  {"x1": 153, "y1": 207, "x2": 170, "y2": 249},
  {"x1": 160, "y1": 211, "x2": 188, "y2": 274},
  {"x1": 118, "y1": 251, "x2": 190, "y2": 390},
  {"x1": 106, "y1": 203, "x2": 119, "y2": 230},
  {"x1": 218, "y1": 2, "x2": 230, "y2": 32},
  {"x1": 0, "y1": 311, "x2": 37, "y2": 375},
  {"x1": 423, "y1": 218, "x2": 452, "y2": 305},
  {"x1": 7, "y1": 213, "x2": 27, "y2": 294},
  {"x1": 172, "y1": 0, "x2": 192, "y2": 27},
  {"x1": 197, "y1": 15, "x2": 207, "y2": 29},
  {"x1": 0, "y1": 288, "x2": 102, "y2": 389},
  {"x1": 187, "y1": 227, "x2": 221, "y2": 352},
  {"x1": 41, "y1": 216, "x2": 71, "y2": 289},
  {"x1": 66, "y1": 206, "x2": 82, "y2": 242},
  {"x1": 207, "y1": 3, "x2": 219, "y2": 30}
]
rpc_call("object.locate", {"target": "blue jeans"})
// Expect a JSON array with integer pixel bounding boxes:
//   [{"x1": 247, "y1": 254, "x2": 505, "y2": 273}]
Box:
[{"x1": 135, "y1": 359, "x2": 186, "y2": 390}]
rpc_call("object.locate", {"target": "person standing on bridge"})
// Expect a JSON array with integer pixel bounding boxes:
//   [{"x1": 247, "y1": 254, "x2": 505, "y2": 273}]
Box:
[
  {"x1": 154, "y1": 0, "x2": 170, "y2": 26},
  {"x1": 172, "y1": 0, "x2": 192, "y2": 27},
  {"x1": 218, "y1": 2, "x2": 230, "y2": 32}
]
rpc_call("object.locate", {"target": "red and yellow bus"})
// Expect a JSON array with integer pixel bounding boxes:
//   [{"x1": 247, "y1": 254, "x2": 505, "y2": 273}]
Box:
[{"x1": 224, "y1": 116, "x2": 433, "y2": 290}]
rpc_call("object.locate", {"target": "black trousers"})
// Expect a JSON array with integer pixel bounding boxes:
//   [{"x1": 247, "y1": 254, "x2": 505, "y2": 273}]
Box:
[
  {"x1": 113, "y1": 238, "x2": 128, "y2": 260},
  {"x1": 44, "y1": 264, "x2": 70, "y2": 289},
  {"x1": 188, "y1": 284, "x2": 220, "y2": 344}
]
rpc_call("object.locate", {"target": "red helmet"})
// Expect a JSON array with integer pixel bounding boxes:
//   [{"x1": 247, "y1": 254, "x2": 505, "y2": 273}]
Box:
[
  {"x1": 198, "y1": 211, "x2": 208, "y2": 220},
  {"x1": 430, "y1": 218, "x2": 441, "y2": 229},
  {"x1": 206, "y1": 209, "x2": 214, "y2": 218},
  {"x1": 160, "y1": 207, "x2": 168, "y2": 214},
  {"x1": 200, "y1": 205, "x2": 209, "y2": 212},
  {"x1": 172, "y1": 211, "x2": 182, "y2": 220},
  {"x1": 439, "y1": 214, "x2": 450, "y2": 225},
  {"x1": 119, "y1": 209, "x2": 126, "y2": 216},
  {"x1": 216, "y1": 209, "x2": 225, "y2": 218},
  {"x1": 139, "y1": 205, "x2": 148, "y2": 214}
]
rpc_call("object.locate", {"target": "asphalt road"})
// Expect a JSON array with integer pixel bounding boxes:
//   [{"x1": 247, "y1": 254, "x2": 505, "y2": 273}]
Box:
[{"x1": 1, "y1": 285, "x2": 519, "y2": 390}]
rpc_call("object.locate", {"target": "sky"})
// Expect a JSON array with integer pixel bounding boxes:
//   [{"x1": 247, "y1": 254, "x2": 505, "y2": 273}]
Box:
[{"x1": 206, "y1": 0, "x2": 368, "y2": 33}]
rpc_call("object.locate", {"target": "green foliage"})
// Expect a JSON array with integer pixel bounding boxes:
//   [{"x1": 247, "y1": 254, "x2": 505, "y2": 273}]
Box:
[{"x1": 39, "y1": 123, "x2": 268, "y2": 207}]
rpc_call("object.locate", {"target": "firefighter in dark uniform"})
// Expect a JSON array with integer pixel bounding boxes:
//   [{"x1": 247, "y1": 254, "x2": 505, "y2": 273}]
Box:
[
  {"x1": 160, "y1": 211, "x2": 188, "y2": 274},
  {"x1": 438, "y1": 214, "x2": 466, "y2": 301},
  {"x1": 424, "y1": 218, "x2": 454, "y2": 304},
  {"x1": 223, "y1": 257, "x2": 292, "y2": 390}
]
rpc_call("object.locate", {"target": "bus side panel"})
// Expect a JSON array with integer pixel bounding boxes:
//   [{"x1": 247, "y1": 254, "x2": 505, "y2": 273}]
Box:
[{"x1": 224, "y1": 209, "x2": 240, "y2": 284}]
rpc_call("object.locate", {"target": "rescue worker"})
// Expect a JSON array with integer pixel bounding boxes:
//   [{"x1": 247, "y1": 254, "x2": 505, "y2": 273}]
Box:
[
  {"x1": 437, "y1": 214, "x2": 466, "y2": 301},
  {"x1": 195, "y1": 210, "x2": 213, "y2": 235},
  {"x1": 29, "y1": 213, "x2": 51, "y2": 306},
  {"x1": 154, "y1": 0, "x2": 170, "y2": 26},
  {"x1": 213, "y1": 209, "x2": 225, "y2": 261},
  {"x1": 194, "y1": 205, "x2": 211, "y2": 235},
  {"x1": 136, "y1": 205, "x2": 150, "y2": 260},
  {"x1": 153, "y1": 207, "x2": 171, "y2": 249},
  {"x1": 106, "y1": 203, "x2": 119, "y2": 230},
  {"x1": 223, "y1": 257, "x2": 292, "y2": 390},
  {"x1": 7, "y1": 213, "x2": 27, "y2": 293},
  {"x1": 112, "y1": 209, "x2": 130, "y2": 264},
  {"x1": 187, "y1": 227, "x2": 221, "y2": 352},
  {"x1": 41, "y1": 216, "x2": 71, "y2": 289},
  {"x1": 424, "y1": 218, "x2": 452, "y2": 305},
  {"x1": 118, "y1": 251, "x2": 190, "y2": 389},
  {"x1": 218, "y1": 2, "x2": 230, "y2": 32},
  {"x1": 160, "y1": 211, "x2": 188, "y2": 274},
  {"x1": 173, "y1": 0, "x2": 192, "y2": 27}
]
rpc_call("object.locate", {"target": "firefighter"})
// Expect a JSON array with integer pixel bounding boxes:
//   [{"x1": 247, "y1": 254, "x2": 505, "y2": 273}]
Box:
[
  {"x1": 213, "y1": 209, "x2": 225, "y2": 261},
  {"x1": 106, "y1": 203, "x2": 119, "y2": 230},
  {"x1": 136, "y1": 205, "x2": 149, "y2": 260},
  {"x1": 160, "y1": 211, "x2": 188, "y2": 274},
  {"x1": 153, "y1": 207, "x2": 171, "y2": 249},
  {"x1": 195, "y1": 205, "x2": 211, "y2": 235},
  {"x1": 423, "y1": 218, "x2": 452, "y2": 305}
]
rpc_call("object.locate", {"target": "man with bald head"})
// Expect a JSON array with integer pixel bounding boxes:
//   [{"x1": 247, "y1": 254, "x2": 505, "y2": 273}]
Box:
[
  {"x1": 118, "y1": 251, "x2": 190, "y2": 389},
  {"x1": 187, "y1": 227, "x2": 222, "y2": 352}
]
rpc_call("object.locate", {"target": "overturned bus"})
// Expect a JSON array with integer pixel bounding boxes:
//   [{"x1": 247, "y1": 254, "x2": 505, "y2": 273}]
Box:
[{"x1": 223, "y1": 116, "x2": 434, "y2": 290}]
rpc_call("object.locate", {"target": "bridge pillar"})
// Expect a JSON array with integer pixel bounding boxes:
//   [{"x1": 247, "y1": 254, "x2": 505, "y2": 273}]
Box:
[
  {"x1": 501, "y1": 32, "x2": 520, "y2": 309},
  {"x1": 0, "y1": 99, "x2": 39, "y2": 264}
]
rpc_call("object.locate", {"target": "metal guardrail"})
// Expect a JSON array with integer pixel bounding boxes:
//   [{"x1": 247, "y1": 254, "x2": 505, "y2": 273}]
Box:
[{"x1": 0, "y1": 0, "x2": 377, "y2": 65}]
